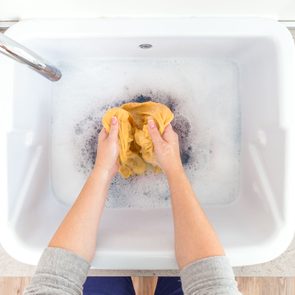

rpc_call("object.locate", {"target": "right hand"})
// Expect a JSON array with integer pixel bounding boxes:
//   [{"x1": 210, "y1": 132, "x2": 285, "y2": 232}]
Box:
[{"x1": 147, "y1": 119, "x2": 183, "y2": 176}]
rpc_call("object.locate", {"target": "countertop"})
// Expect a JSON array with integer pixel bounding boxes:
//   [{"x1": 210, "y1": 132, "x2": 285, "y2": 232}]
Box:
[{"x1": 0, "y1": 23, "x2": 295, "y2": 277}]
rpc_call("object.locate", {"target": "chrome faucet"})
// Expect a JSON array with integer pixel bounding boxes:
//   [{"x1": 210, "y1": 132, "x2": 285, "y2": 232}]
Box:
[{"x1": 0, "y1": 33, "x2": 61, "y2": 81}]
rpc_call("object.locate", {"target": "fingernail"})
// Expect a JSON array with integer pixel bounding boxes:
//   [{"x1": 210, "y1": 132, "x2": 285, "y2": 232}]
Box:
[
  {"x1": 148, "y1": 119, "x2": 155, "y2": 128},
  {"x1": 111, "y1": 116, "x2": 117, "y2": 125}
]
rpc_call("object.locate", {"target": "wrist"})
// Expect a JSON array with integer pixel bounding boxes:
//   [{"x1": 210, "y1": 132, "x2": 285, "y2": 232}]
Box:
[
  {"x1": 91, "y1": 165, "x2": 113, "y2": 184},
  {"x1": 165, "y1": 163, "x2": 185, "y2": 180}
]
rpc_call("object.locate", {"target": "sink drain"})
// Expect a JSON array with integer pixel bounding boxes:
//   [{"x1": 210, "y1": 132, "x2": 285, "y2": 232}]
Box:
[{"x1": 139, "y1": 44, "x2": 152, "y2": 49}]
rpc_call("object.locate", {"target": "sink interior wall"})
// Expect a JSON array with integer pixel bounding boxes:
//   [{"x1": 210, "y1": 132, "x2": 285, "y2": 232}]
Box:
[{"x1": 27, "y1": 36, "x2": 249, "y2": 209}]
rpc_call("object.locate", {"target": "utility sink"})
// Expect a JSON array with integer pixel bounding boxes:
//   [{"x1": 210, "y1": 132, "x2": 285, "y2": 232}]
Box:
[{"x1": 0, "y1": 18, "x2": 295, "y2": 269}]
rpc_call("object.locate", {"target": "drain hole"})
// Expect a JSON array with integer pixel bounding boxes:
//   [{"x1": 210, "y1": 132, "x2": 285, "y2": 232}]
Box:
[{"x1": 139, "y1": 44, "x2": 152, "y2": 49}]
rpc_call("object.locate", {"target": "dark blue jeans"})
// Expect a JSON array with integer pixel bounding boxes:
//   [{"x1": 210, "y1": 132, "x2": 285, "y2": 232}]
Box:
[{"x1": 83, "y1": 276, "x2": 183, "y2": 295}]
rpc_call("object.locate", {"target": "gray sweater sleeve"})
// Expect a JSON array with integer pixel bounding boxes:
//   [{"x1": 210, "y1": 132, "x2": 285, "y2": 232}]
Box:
[
  {"x1": 24, "y1": 247, "x2": 90, "y2": 295},
  {"x1": 180, "y1": 256, "x2": 242, "y2": 295},
  {"x1": 24, "y1": 248, "x2": 241, "y2": 295}
]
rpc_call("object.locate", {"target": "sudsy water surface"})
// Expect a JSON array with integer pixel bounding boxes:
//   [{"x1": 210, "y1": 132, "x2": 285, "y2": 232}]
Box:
[{"x1": 51, "y1": 58, "x2": 240, "y2": 208}]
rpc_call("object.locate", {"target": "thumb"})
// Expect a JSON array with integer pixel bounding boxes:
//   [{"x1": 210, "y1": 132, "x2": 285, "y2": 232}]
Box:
[
  {"x1": 162, "y1": 124, "x2": 175, "y2": 142},
  {"x1": 108, "y1": 116, "x2": 119, "y2": 140},
  {"x1": 98, "y1": 127, "x2": 108, "y2": 143},
  {"x1": 148, "y1": 119, "x2": 163, "y2": 146}
]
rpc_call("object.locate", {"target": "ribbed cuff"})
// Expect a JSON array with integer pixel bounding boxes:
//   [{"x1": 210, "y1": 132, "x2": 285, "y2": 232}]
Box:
[
  {"x1": 180, "y1": 256, "x2": 239, "y2": 295},
  {"x1": 28, "y1": 247, "x2": 90, "y2": 295}
]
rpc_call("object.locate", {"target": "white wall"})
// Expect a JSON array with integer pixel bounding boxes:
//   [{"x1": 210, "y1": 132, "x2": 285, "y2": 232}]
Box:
[{"x1": 0, "y1": 0, "x2": 295, "y2": 20}]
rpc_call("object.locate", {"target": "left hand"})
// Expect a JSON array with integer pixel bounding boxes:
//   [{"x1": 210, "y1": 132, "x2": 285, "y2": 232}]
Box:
[{"x1": 94, "y1": 116, "x2": 119, "y2": 179}]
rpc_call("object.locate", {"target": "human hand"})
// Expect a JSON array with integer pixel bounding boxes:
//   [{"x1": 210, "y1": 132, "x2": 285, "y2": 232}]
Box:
[
  {"x1": 147, "y1": 119, "x2": 183, "y2": 177},
  {"x1": 94, "y1": 116, "x2": 119, "y2": 179}
]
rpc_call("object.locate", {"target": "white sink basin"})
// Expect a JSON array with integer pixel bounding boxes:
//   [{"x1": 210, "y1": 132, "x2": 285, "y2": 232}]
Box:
[{"x1": 1, "y1": 18, "x2": 295, "y2": 269}]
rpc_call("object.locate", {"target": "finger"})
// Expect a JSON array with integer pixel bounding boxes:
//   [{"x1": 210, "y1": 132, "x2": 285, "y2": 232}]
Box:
[
  {"x1": 108, "y1": 116, "x2": 119, "y2": 140},
  {"x1": 98, "y1": 128, "x2": 108, "y2": 142},
  {"x1": 148, "y1": 119, "x2": 164, "y2": 146}
]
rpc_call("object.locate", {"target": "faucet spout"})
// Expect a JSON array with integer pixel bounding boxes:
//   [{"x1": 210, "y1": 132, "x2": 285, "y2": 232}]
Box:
[{"x1": 0, "y1": 33, "x2": 61, "y2": 81}]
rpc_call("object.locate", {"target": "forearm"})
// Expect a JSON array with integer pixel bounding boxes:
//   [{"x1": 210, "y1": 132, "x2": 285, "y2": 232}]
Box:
[
  {"x1": 167, "y1": 167, "x2": 224, "y2": 269},
  {"x1": 49, "y1": 167, "x2": 111, "y2": 262}
]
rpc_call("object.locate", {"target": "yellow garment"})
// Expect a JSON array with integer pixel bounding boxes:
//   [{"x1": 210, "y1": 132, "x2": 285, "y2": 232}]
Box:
[{"x1": 102, "y1": 101, "x2": 174, "y2": 178}]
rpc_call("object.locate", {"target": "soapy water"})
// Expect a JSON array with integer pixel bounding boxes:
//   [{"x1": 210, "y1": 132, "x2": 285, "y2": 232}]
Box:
[
  {"x1": 74, "y1": 94, "x2": 193, "y2": 175},
  {"x1": 51, "y1": 58, "x2": 240, "y2": 208}
]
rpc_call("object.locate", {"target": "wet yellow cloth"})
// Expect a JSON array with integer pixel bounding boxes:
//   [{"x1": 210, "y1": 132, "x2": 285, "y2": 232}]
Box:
[{"x1": 102, "y1": 101, "x2": 174, "y2": 178}]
